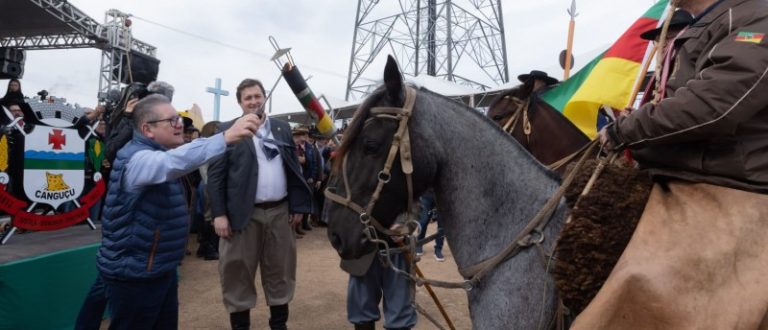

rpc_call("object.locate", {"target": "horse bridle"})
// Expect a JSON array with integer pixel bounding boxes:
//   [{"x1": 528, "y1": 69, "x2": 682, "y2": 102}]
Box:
[
  {"x1": 324, "y1": 86, "x2": 418, "y2": 240},
  {"x1": 500, "y1": 95, "x2": 531, "y2": 139}
]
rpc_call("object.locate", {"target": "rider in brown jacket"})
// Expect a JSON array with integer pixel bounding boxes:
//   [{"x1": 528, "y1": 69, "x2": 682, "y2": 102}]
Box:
[
  {"x1": 602, "y1": 0, "x2": 768, "y2": 193},
  {"x1": 582, "y1": 0, "x2": 768, "y2": 328}
]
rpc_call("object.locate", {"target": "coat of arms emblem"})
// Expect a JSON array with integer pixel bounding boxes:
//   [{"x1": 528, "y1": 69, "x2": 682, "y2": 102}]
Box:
[
  {"x1": 0, "y1": 96, "x2": 106, "y2": 244},
  {"x1": 22, "y1": 126, "x2": 85, "y2": 209}
]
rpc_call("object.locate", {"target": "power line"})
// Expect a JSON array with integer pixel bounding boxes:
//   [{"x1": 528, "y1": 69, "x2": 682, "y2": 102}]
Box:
[
  {"x1": 131, "y1": 15, "x2": 376, "y2": 83},
  {"x1": 132, "y1": 16, "x2": 272, "y2": 59}
]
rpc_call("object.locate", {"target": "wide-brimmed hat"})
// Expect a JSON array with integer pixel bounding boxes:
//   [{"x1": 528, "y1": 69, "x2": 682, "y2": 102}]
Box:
[
  {"x1": 308, "y1": 126, "x2": 326, "y2": 139},
  {"x1": 640, "y1": 10, "x2": 694, "y2": 41},
  {"x1": 517, "y1": 70, "x2": 558, "y2": 86},
  {"x1": 292, "y1": 125, "x2": 309, "y2": 136}
]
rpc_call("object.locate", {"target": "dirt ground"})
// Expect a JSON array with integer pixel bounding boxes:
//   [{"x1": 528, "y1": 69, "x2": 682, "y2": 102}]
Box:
[{"x1": 173, "y1": 225, "x2": 472, "y2": 329}]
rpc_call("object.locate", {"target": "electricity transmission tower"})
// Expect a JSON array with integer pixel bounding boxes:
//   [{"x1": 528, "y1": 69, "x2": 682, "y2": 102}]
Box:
[{"x1": 345, "y1": 0, "x2": 509, "y2": 101}]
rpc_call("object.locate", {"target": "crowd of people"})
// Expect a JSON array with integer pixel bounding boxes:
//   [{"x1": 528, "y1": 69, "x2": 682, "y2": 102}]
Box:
[
  {"x1": 0, "y1": 74, "x2": 447, "y2": 329},
  {"x1": 61, "y1": 75, "x2": 433, "y2": 330}
]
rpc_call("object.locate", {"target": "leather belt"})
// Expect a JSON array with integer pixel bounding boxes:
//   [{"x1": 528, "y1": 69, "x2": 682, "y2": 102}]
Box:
[{"x1": 254, "y1": 198, "x2": 287, "y2": 209}]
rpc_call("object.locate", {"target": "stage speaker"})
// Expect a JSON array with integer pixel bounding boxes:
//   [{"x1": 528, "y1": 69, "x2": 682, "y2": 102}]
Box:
[
  {"x1": 0, "y1": 48, "x2": 25, "y2": 64},
  {"x1": 0, "y1": 60, "x2": 24, "y2": 79},
  {"x1": 114, "y1": 50, "x2": 160, "y2": 85}
]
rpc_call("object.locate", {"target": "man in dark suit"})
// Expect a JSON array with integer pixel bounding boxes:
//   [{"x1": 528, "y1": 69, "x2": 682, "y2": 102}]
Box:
[{"x1": 207, "y1": 78, "x2": 312, "y2": 330}]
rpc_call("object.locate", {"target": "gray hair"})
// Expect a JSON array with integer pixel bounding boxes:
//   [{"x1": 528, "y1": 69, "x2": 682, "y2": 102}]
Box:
[
  {"x1": 147, "y1": 81, "x2": 175, "y2": 101},
  {"x1": 133, "y1": 94, "x2": 172, "y2": 129}
]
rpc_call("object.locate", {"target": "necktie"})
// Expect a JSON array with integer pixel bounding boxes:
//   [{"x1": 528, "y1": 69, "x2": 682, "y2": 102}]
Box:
[{"x1": 257, "y1": 119, "x2": 284, "y2": 160}]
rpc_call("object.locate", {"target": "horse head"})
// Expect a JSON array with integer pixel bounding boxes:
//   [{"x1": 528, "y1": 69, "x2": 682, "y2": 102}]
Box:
[
  {"x1": 325, "y1": 55, "x2": 435, "y2": 260},
  {"x1": 485, "y1": 83, "x2": 591, "y2": 173},
  {"x1": 486, "y1": 83, "x2": 534, "y2": 130}
]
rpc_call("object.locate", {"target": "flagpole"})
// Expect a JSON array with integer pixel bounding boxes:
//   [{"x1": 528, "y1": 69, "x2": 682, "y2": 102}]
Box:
[
  {"x1": 653, "y1": 4, "x2": 677, "y2": 104},
  {"x1": 625, "y1": 1, "x2": 673, "y2": 108},
  {"x1": 625, "y1": 43, "x2": 658, "y2": 108},
  {"x1": 564, "y1": 0, "x2": 578, "y2": 80}
]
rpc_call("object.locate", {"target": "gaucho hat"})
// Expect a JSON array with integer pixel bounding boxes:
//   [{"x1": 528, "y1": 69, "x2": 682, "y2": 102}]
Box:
[
  {"x1": 517, "y1": 70, "x2": 559, "y2": 86},
  {"x1": 640, "y1": 10, "x2": 694, "y2": 41}
]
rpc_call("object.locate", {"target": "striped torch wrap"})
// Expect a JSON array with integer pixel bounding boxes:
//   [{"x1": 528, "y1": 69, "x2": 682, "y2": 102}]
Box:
[{"x1": 282, "y1": 63, "x2": 335, "y2": 137}]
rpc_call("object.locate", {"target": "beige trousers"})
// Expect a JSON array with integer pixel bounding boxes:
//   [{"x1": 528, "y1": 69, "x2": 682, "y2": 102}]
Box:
[{"x1": 218, "y1": 202, "x2": 296, "y2": 313}]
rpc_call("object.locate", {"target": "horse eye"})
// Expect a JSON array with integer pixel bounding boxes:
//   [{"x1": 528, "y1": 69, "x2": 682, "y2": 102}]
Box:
[
  {"x1": 363, "y1": 140, "x2": 380, "y2": 154},
  {"x1": 492, "y1": 114, "x2": 505, "y2": 121}
]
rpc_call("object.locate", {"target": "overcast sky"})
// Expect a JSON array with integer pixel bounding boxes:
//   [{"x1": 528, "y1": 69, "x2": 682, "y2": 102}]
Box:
[{"x1": 16, "y1": 0, "x2": 659, "y2": 122}]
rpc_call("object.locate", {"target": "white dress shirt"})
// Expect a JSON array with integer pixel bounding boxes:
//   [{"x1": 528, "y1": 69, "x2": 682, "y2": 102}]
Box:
[{"x1": 253, "y1": 119, "x2": 288, "y2": 203}]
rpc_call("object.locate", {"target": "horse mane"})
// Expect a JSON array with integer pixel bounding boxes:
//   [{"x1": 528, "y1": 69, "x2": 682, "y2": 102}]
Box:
[
  {"x1": 331, "y1": 86, "x2": 385, "y2": 174},
  {"x1": 488, "y1": 84, "x2": 526, "y2": 110},
  {"x1": 416, "y1": 87, "x2": 563, "y2": 182}
]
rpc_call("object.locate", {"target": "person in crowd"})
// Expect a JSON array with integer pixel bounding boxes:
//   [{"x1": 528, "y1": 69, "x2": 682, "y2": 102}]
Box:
[
  {"x1": 88, "y1": 94, "x2": 259, "y2": 329},
  {"x1": 313, "y1": 132, "x2": 333, "y2": 226},
  {"x1": 178, "y1": 115, "x2": 203, "y2": 256},
  {"x1": 517, "y1": 70, "x2": 558, "y2": 95},
  {"x1": 0, "y1": 79, "x2": 24, "y2": 108},
  {"x1": 0, "y1": 99, "x2": 30, "y2": 210},
  {"x1": 342, "y1": 218, "x2": 417, "y2": 330},
  {"x1": 291, "y1": 127, "x2": 309, "y2": 237},
  {"x1": 305, "y1": 129, "x2": 324, "y2": 227},
  {"x1": 76, "y1": 82, "x2": 177, "y2": 329},
  {"x1": 415, "y1": 190, "x2": 446, "y2": 262},
  {"x1": 207, "y1": 78, "x2": 312, "y2": 330},
  {"x1": 292, "y1": 125, "x2": 317, "y2": 234},
  {"x1": 7, "y1": 100, "x2": 23, "y2": 120},
  {"x1": 105, "y1": 81, "x2": 174, "y2": 166},
  {"x1": 185, "y1": 127, "x2": 200, "y2": 142},
  {"x1": 195, "y1": 121, "x2": 222, "y2": 261}
]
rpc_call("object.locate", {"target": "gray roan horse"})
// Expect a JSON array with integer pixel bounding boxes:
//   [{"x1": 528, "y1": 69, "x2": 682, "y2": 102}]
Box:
[{"x1": 325, "y1": 56, "x2": 568, "y2": 329}]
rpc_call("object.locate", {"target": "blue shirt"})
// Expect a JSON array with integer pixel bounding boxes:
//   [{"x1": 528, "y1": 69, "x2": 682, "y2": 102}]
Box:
[{"x1": 124, "y1": 132, "x2": 227, "y2": 191}]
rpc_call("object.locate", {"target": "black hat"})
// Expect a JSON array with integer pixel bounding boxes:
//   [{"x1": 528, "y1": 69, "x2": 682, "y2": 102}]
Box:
[
  {"x1": 517, "y1": 70, "x2": 558, "y2": 86},
  {"x1": 640, "y1": 10, "x2": 694, "y2": 41},
  {"x1": 308, "y1": 126, "x2": 325, "y2": 139},
  {"x1": 181, "y1": 116, "x2": 194, "y2": 131},
  {"x1": 291, "y1": 125, "x2": 309, "y2": 136}
]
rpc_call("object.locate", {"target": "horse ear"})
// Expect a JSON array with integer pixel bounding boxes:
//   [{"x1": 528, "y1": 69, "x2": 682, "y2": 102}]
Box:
[{"x1": 384, "y1": 55, "x2": 405, "y2": 105}]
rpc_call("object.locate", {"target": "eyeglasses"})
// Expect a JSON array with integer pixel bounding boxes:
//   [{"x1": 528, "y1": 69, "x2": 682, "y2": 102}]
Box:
[{"x1": 147, "y1": 116, "x2": 183, "y2": 129}]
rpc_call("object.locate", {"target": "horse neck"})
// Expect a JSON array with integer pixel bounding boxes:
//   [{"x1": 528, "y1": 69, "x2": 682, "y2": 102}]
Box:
[
  {"x1": 412, "y1": 93, "x2": 562, "y2": 272},
  {"x1": 516, "y1": 97, "x2": 590, "y2": 168}
]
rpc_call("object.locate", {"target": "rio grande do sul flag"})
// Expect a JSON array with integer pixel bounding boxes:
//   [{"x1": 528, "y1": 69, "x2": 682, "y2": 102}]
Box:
[{"x1": 541, "y1": 0, "x2": 669, "y2": 139}]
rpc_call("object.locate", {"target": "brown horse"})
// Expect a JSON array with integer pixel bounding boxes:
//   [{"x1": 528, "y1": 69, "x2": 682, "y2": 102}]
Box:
[{"x1": 486, "y1": 86, "x2": 590, "y2": 175}]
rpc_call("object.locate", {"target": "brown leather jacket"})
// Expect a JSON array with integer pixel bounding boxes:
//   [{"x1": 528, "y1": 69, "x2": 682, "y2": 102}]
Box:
[{"x1": 610, "y1": 0, "x2": 768, "y2": 193}]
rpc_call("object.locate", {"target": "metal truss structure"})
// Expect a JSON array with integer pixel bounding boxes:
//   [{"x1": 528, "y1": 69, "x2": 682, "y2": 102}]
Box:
[
  {"x1": 0, "y1": 0, "x2": 157, "y2": 101},
  {"x1": 346, "y1": 0, "x2": 509, "y2": 100}
]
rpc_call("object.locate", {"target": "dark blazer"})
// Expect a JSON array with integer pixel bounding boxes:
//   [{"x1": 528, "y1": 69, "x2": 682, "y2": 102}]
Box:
[{"x1": 207, "y1": 117, "x2": 312, "y2": 231}]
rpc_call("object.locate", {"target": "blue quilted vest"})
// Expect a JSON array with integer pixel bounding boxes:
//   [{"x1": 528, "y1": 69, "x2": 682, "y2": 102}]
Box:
[{"x1": 96, "y1": 132, "x2": 189, "y2": 279}]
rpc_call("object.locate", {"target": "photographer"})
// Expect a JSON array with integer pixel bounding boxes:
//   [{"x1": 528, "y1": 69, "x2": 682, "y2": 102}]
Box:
[{"x1": 105, "y1": 81, "x2": 175, "y2": 166}]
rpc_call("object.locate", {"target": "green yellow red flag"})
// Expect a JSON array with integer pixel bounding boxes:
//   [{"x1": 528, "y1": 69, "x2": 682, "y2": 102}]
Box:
[{"x1": 541, "y1": 0, "x2": 669, "y2": 138}]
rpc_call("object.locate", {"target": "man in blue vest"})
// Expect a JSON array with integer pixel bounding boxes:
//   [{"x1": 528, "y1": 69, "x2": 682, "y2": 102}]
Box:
[{"x1": 94, "y1": 94, "x2": 260, "y2": 329}]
